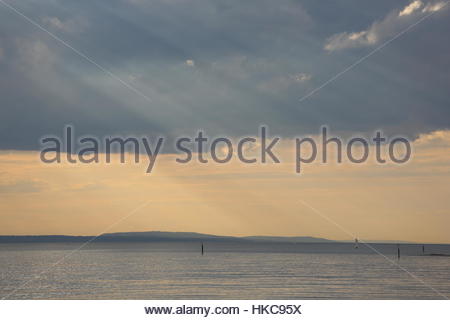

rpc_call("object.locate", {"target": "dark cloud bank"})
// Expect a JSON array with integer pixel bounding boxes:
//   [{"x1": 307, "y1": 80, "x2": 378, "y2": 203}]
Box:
[{"x1": 0, "y1": 0, "x2": 449, "y2": 150}]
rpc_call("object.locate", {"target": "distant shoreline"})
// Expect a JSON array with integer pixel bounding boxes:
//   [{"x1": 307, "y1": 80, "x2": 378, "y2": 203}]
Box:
[
  {"x1": 0, "y1": 231, "x2": 332, "y2": 244},
  {"x1": 0, "y1": 231, "x2": 438, "y2": 244}
]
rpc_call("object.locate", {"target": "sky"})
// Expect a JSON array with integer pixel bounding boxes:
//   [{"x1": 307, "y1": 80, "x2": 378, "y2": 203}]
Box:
[{"x1": 0, "y1": 0, "x2": 449, "y2": 242}]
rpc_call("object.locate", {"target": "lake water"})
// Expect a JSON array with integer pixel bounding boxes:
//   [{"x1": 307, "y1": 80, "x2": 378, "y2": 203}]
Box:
[{"x1": 0, "y1": 242, "x2": 449, "y2": 299}]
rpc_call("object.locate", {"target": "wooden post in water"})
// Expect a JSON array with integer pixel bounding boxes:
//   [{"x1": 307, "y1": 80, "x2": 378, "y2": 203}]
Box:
[
  {"x1": 397, "y1": 244, "x2": 400, "y2": 260},
  {"x1": 422, "y1": 245, "x2": 425, "y2": 254},
  {"x1": 201, "y1": 242, "x2": 204, "y2": 256}
]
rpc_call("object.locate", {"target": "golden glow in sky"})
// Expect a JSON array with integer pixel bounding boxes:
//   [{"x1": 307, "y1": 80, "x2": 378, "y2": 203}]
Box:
[{"x1": 1, "y1": 130, "x2": 449, "y2": 243}]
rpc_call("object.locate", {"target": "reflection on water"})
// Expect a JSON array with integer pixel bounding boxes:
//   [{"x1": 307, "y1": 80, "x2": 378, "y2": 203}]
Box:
[{"x1": 0, "y1": 242, "x2": 449, "y2": 299}]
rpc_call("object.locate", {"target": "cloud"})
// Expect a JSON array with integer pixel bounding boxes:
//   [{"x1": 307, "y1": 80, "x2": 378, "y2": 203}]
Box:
[
  {"x1": 15, "y1": 39, "x2": 55, "y2": 68},
  {"x1": 414, "y1": 130, "x2": 450, "y2": 148},
  {"x1": 423, "y1": 1, "x2": 447, "y2": 12},
  {"x1": 185, "y1": 59, "x2": 195, "y2": 67},
  {"x1": 291, "y1": 73, "x2": 312, "y2": 83},
  {"x1": 42, "y1": 16, "x2": 65, "y2": 30},
  {"x1": 399, "y1": 1, "x2": 423, "y2": 16},
  {"x1": 0, "y1": 0, "x2": 449, "y2": 150},
  {"x1": 324, "y1": 31, "x2": 377, "y2": 51},
  {"x1": 66, "y1": 182, "x2": 106, "y2": 192},
  {"x1": 257, "y1": 72, "x2": 312, "y2": 94},
  {"x1": 0, "y1": 179, "x2": 47, "y2": 194},
  {"x1": 42, "y1": 16, "x2": 88, "y2": 34},
  {"x1": 325, "y1": 1, "x2": 447, "y2": 51}
]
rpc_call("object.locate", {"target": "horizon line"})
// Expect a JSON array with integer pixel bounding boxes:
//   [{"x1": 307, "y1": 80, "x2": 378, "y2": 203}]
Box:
[{"x1": 0, "y1": 230, "x2": 448, "y2": 245}]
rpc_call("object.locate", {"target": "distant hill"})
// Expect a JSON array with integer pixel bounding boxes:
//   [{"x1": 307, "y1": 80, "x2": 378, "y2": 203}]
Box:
[
  {"x1": 0, "y1": 231, "x2": 333, "y2": 243},
  {"x1": 100, "y1": 231, "x2": 236, "y2": 242},
  {"x1": 243, "y1": 236, "x2": 333, "y2": 243}
]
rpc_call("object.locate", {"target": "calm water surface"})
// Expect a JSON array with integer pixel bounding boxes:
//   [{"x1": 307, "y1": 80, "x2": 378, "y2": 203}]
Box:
[{"x1": 0, "y1": 242, "x2": 449, "y2": 299}]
